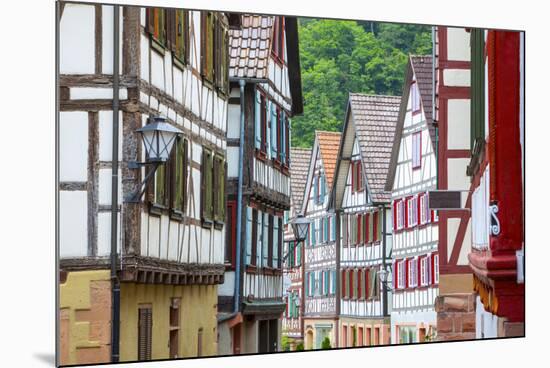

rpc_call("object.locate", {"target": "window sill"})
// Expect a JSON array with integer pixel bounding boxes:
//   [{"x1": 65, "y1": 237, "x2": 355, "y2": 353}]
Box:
[
  {"x1": 201, "y1": 218, "x2": 213, "y2": 229},
  {"x1": 245, "y1": 265, "x2": 258, "y2": 273},
  {"x1": 170, "y1": 209, "x2": 185, "y2": 222},
  {"x1": 149, "y1": 203, "x2": 167, "y2": 217},
  {"x1": 214, "y1": 220, "x2": 224, "y2": 230},
  {"x1": 150, "y1": 37, "x2": 166, "y2": 56},
  {"x1": 255, "y1": 149, "x2": 268, "y2": 162},
  {"x1": 173, "y1": 56, "x2": 187, "y2": 71}
]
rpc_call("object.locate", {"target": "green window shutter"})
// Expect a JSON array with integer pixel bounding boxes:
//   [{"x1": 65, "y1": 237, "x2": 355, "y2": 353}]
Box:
[
  {"x1": 378, "y1": 210, "x2": 383, "y2": 241},
  {"x1": 155, "y1": 164, "x2": 165, "y2": 205},
  {"x1": 470, "y1": 28, "x2": 486, "y2": 154},
  {"x1": 368, "y1": 212, "x2": 374, "y2": 242},
  {"x1": 297, "y1": 242, "x2": 301, "y2": 265}
]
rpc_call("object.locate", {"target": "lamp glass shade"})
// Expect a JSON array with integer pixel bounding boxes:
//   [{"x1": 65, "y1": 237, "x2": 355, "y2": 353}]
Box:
[
  {"x1": 138, "y1": 116, "x2": 183, "y2": 162},
  {"x1": 378, "y1": 268, "x2": 388, "y2": 283},
  {"x1": 291, "y1": 215, "x2": 310, "y2": 243}
]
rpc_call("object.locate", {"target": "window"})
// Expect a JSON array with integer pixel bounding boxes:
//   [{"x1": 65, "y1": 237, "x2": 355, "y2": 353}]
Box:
[
  {"x1": 169, "y1": 298, "x2": 180, "y2": 359},
  {"x1": 419, "y1": 193, "x2": 429, "y2": 225},
  {"x1": 420, "y1": 256, "x2": 428, "y2": 286},
  {"x1": 470, "y1": 28, "x2": 486, "y2": 160},
  {"x1": 201, "y1": 149, "x2": 225, "y2": 225},
  {"x1": 138, "y1": 305, "x2": 152, "y2": 361},
  {"x1": 271, "y1": 17, "x2": 285, "y2": 63},
  {"x1": 225, "y1": 201, "x2": 237, "y2": 266},
  {"x1": 341, "y1": 270, "x2": 347, "y2": 299},
  {"x1": 368, "y1": 268, "x2": 379, "y2": 299},
  {"x1": 260, "y1": 93, "x2": 268, "y2": 154},
  {"x1": 397, "y1": 260, "x2": 405, "y2": 289},
  {"x1": 268, "y1": 215, "x2": 274, "y2": 267},
  {"x1": 412, "y1": 132, "x2": 422, "y2": 169},
  {"x1": 351, "y1": 160, "x2": 363, "y2": 192},
  {"x1": 214, "y1": 15, "x2": 229, "y2": 93},
  {"x1": 407, "y1": 196, "x2": 418, "y2": 227},
  {"x1": 250, "y1": 209, "x2": 258, "y2": 266},
  {"x1": 201, "y1": 12, "x2": 215, "y2": 83},
  {"x1": 146, "y1": 8, "x2": 166, "y2": 49},
  {"x1": 395, "y1": 200, "x2": 405, "y2": 230},
  {"x1": 411, "y1": 81, "x2": 421, "y2": 113},
  {"x1": 434, "y1": 254, "x2": 440, "y2": 284},
  {"x1": 356, "y1": 214, "x2": 363, "y2": 245},
  {"x1": 373, "y1": 211, "x2": 379, "y2": 242},
  {"x1": 173, "y1": 10, "x2": 190, "y2": 65},
  {"x1": 408, "y1": 258, "x2": 418, "y2": 288}
]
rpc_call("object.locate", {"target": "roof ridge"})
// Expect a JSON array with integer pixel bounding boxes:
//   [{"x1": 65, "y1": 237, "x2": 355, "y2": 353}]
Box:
[{"x1": 349, "y1": 92, "x2": 402, "y2": 99}]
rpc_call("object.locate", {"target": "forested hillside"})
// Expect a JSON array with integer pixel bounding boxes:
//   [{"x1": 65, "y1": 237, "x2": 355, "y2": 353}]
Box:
[{"x1": 292, "y1": 20, "x2": 433, "y2": 148}]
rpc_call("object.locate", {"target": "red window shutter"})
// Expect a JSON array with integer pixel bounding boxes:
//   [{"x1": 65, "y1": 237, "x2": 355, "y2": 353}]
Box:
[
  {"x1": 393, "y1": 262, "x2": 398, "y2": 289},
  {"x1": 405, "y1": 259, "x2": 410, "y2": 288},
  {"x1": 357, "y1": 163, "x2": 362, "y2": 189},
  {"x1": 342, "y1": 270, "x2": 346, "y2": 298},
  {"x1": 393, "y1": 202, "x2": 397, "y2": 230},
  {"x1": 431, "y1": 209, "x2": 435, "y2": 223},
  {"x1": 365, "y1": 213, "x2": 370, "y2": 243}
]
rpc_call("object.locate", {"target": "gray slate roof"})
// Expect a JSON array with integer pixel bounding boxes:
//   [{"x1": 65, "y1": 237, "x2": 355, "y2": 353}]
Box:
[
  {"x1": 229, "y1": 15, "x2": 274, "y2": 79},
  {"x1": 349, "y1": 93, "x2": 401, "y2": 203},
  {"x1": 290, "y1": 147, "x2": 312, "y2": 214}
]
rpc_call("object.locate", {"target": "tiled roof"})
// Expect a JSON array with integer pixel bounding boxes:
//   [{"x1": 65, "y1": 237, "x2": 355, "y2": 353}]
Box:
[
  {"x1": 410, "y1": 55, "x2": 435, "y2": 148},
  {"x1": 229, "y1": 15, "x2": 274, "y2": 79},
  {"x1": 349, "y1": 93, "x2": 401, "y2": 203},
  {"x1": 290, "y1": 147, "x2": 312, "y2": 213},
  {"x1": 316, "y1": 131, "x2": 341, "y2": 190}
]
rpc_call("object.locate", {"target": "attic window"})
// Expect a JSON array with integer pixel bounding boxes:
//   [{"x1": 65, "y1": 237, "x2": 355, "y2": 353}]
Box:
[
  {"x1": 271, "y1": 17, "x2": 285, "y2": 63},
  {"x1": 411, "y1": 81, "x2": 421, "y2": 114}
]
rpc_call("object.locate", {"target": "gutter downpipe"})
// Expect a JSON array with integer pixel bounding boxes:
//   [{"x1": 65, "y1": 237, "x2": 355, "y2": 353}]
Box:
[
  {"x1": 233, "y1": 79, "x2": 246, "y2": 314},
  {"x1": 110, "y1": 5, "x2": 121, "y2": 363},
  {"x1": 432, "y1": 26, "x2": 439, "y2": 189},
  {"x1": 382, "y1": 206, "x2": 388, "y2": 317}
]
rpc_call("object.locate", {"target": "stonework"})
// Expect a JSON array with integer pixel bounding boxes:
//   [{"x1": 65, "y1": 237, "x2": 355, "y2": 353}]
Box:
[
  {"x1": 59, "y1": 270, "x2": 112, "y2": 366},
  {"x1": 435, "y1": 293, "x2": 476, "y2": 341}
]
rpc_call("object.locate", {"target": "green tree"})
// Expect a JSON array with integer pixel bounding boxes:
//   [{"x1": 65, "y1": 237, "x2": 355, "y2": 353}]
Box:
[
  {"x1": 321, "y1": 336, "x2": 332, "y2": 349},
  {"x1": 291, "y1": 19, "x2": 432, "y2": 148}
]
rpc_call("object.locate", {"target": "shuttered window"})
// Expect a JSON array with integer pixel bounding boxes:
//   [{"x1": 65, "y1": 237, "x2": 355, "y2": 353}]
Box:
[
  {"x1": 174, "y1": 10, "x2": 189, "y2": 65},
  {"x1": 201, "y1": 12, "x2": 215, "y2": 83},
  {"x1": 271, "y1": 17, "x2": 285, "y2": 63},
  {"x1": 146, "y1": 8, "x2": 166, "y2": 50},
  {"x1": 434, "y1": 254, "x2": 440, "y2": 284},
  {"x1": 251, "y1": 209, "x2": 258, "y2": 266},
  {"x1": 201, "y1": 149, "x2": 213, "y2": 223},
  {"x1": 138, "y1": 306, "x2": 153, "y2": 361},
  {"x1": 171, "y1": 139, "x2": 188, "y2": 212},
  {"x1": 213, "y1": 155, "x2": 226, "y2": 223},
  {"x1": 470, "y1": 28, "x2": 486, "y2": 157},
  {"x1": 420, "y1": 256, "x2": 428, "y2": 286},
  {"x1": 214, "y1": 16, "x2": 229, "y2": 93},
  {"x1": 397, "y1": 260, "x2": 405, "y2": 289},
  {"x1": 268, "y1": 215, "x2": 274, "y2": 267},
  {"x1": 154, "y1": 162, "x2": 168, "y2": 206}
]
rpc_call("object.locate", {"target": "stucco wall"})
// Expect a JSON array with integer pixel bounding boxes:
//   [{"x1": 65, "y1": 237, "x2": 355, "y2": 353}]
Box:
[
  {"x1": 59, "y1": 270, "x2": 112, "y2": 366},
  {"x1": 119, "y1": 283, "x2": 218, "y2": 361}
]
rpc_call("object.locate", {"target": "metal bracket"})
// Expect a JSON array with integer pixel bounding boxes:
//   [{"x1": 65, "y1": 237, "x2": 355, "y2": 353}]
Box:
[
  {"x1": 124, "y1": 162, "x2": 160, "y2": 203},
  {"x1": 489, "y1": 202, "x2": 501, "y2": 236}
]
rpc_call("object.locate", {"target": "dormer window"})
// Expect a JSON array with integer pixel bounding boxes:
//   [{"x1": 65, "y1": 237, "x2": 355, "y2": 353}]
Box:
[{"x1": 271, "y1": 16, "x2": 285, "y2": 63}]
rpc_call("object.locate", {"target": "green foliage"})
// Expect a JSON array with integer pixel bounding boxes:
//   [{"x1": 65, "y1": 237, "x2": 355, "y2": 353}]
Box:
[
  {"x1": 281, "y1": 335, "x2": 290, "y2": 351},
  {"x1": 292, "y1": 19, "x2": 433, "y2": 148},
  {"x1": 296, "y1": 342, "x2": 305, "y2": 351},
  {"x1": 321, "y1": 336, "x2": 332, "y2": 349}
]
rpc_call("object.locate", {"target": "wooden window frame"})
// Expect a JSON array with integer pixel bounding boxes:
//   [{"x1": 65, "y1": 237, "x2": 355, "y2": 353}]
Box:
[
  {"x1": 173, "y1": 9, "x2": 190, "y2": 69},
  {"x1": 260, "y1": 93, "x2": 268, "y2": 155},
  {"x1": 146, "y1": 8, "x2": 167, "y2": 54},
  {"x1": 212, "y1": 153, "x2": 226, "y2": 227}
]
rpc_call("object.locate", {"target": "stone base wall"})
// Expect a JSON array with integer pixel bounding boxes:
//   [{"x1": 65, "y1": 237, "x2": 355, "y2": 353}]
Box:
[
  {"x1": 59, "y1": 270, "x2": 112, "y2": 366},
  {"x1": 435, "y1": 293, "x2": 476, "y2": 341}
]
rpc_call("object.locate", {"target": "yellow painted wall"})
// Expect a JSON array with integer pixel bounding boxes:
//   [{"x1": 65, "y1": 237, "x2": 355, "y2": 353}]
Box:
[
  {"x1": 303, "y1": 318, "x2": 337, "y2": 350},
  {"x1": 59, "y1": 270, "x2": 112, "y2": 366},
  {"x1": 119, "y1": 282, "x2": 218, "y2": 361}
]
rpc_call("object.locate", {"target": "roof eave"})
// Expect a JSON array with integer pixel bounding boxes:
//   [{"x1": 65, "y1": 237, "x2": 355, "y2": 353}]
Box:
[{"x1": 284, "y1": 17, "x2": 304, "y2": 116}]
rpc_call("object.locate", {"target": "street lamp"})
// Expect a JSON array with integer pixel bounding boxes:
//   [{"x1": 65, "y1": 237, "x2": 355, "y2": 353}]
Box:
[
  {"x1": 377, "y1": 265, "x2": 393, "y2": 291},
  {"x1": 291, "y1": 214, "x2": 310, "y2": 243},
  {"x1": 125, "y1": 115, "x2": 183, "y2": 203}
]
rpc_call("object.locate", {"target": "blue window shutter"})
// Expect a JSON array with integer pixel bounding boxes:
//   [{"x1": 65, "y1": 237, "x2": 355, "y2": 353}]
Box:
[
  {"x1": 332, "y1": 215, "x2": 336, "y2": 241},
  {"x1": 254, "y1": 90, "x2": 261, "y2": 149},
  {"x1": 312, "y1": 220, "x2": 316, "y2": 245},
  {"x1": 314, "y1": 176, "x2": 318, "y2": 204},
  {"x1": 305, "y1": 273, "x2": 309, "y2": 296},
  {"x1": 321, "y1": 175, "x2": 326, "y2": 201}
]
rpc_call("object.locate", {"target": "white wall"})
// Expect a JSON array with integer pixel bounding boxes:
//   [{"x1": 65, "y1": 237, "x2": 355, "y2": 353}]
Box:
[
  {"x1": 59, "y1": 112, "x2": 88, "y2": 182},
  {"x1": 60, "y1": 4, "x2": 95, "y2": 74},
  {"x1": 59, "y1": 190, "x2": 88, "y2": 257}
]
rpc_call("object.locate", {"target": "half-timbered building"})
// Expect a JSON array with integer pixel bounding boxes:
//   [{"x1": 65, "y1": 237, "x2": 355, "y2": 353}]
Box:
[
  {"x1": 301, "y1": 131, "x2": 341, "y2": 350},
  {"x1": 432, "y1": 27, "x2": 476, "y2": 341},
  {"x1": 58, "y1": 3, "x2": 234, "y2": 364},
  {"x1": 466, "y1": 29, "x2": 524, "y2": 338},
  {"x1": 217, "y1": 15, "x2": 303, "y2": 355},
  {"x1": 282, "y1": 148, "x2": 312, "y2": 349},
  {"x1": 331, "y1": 94, "x2": 398, "y2": 348},
  {"x1": 385, "y1": 56, "x2": 439, "y2": 344}
]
